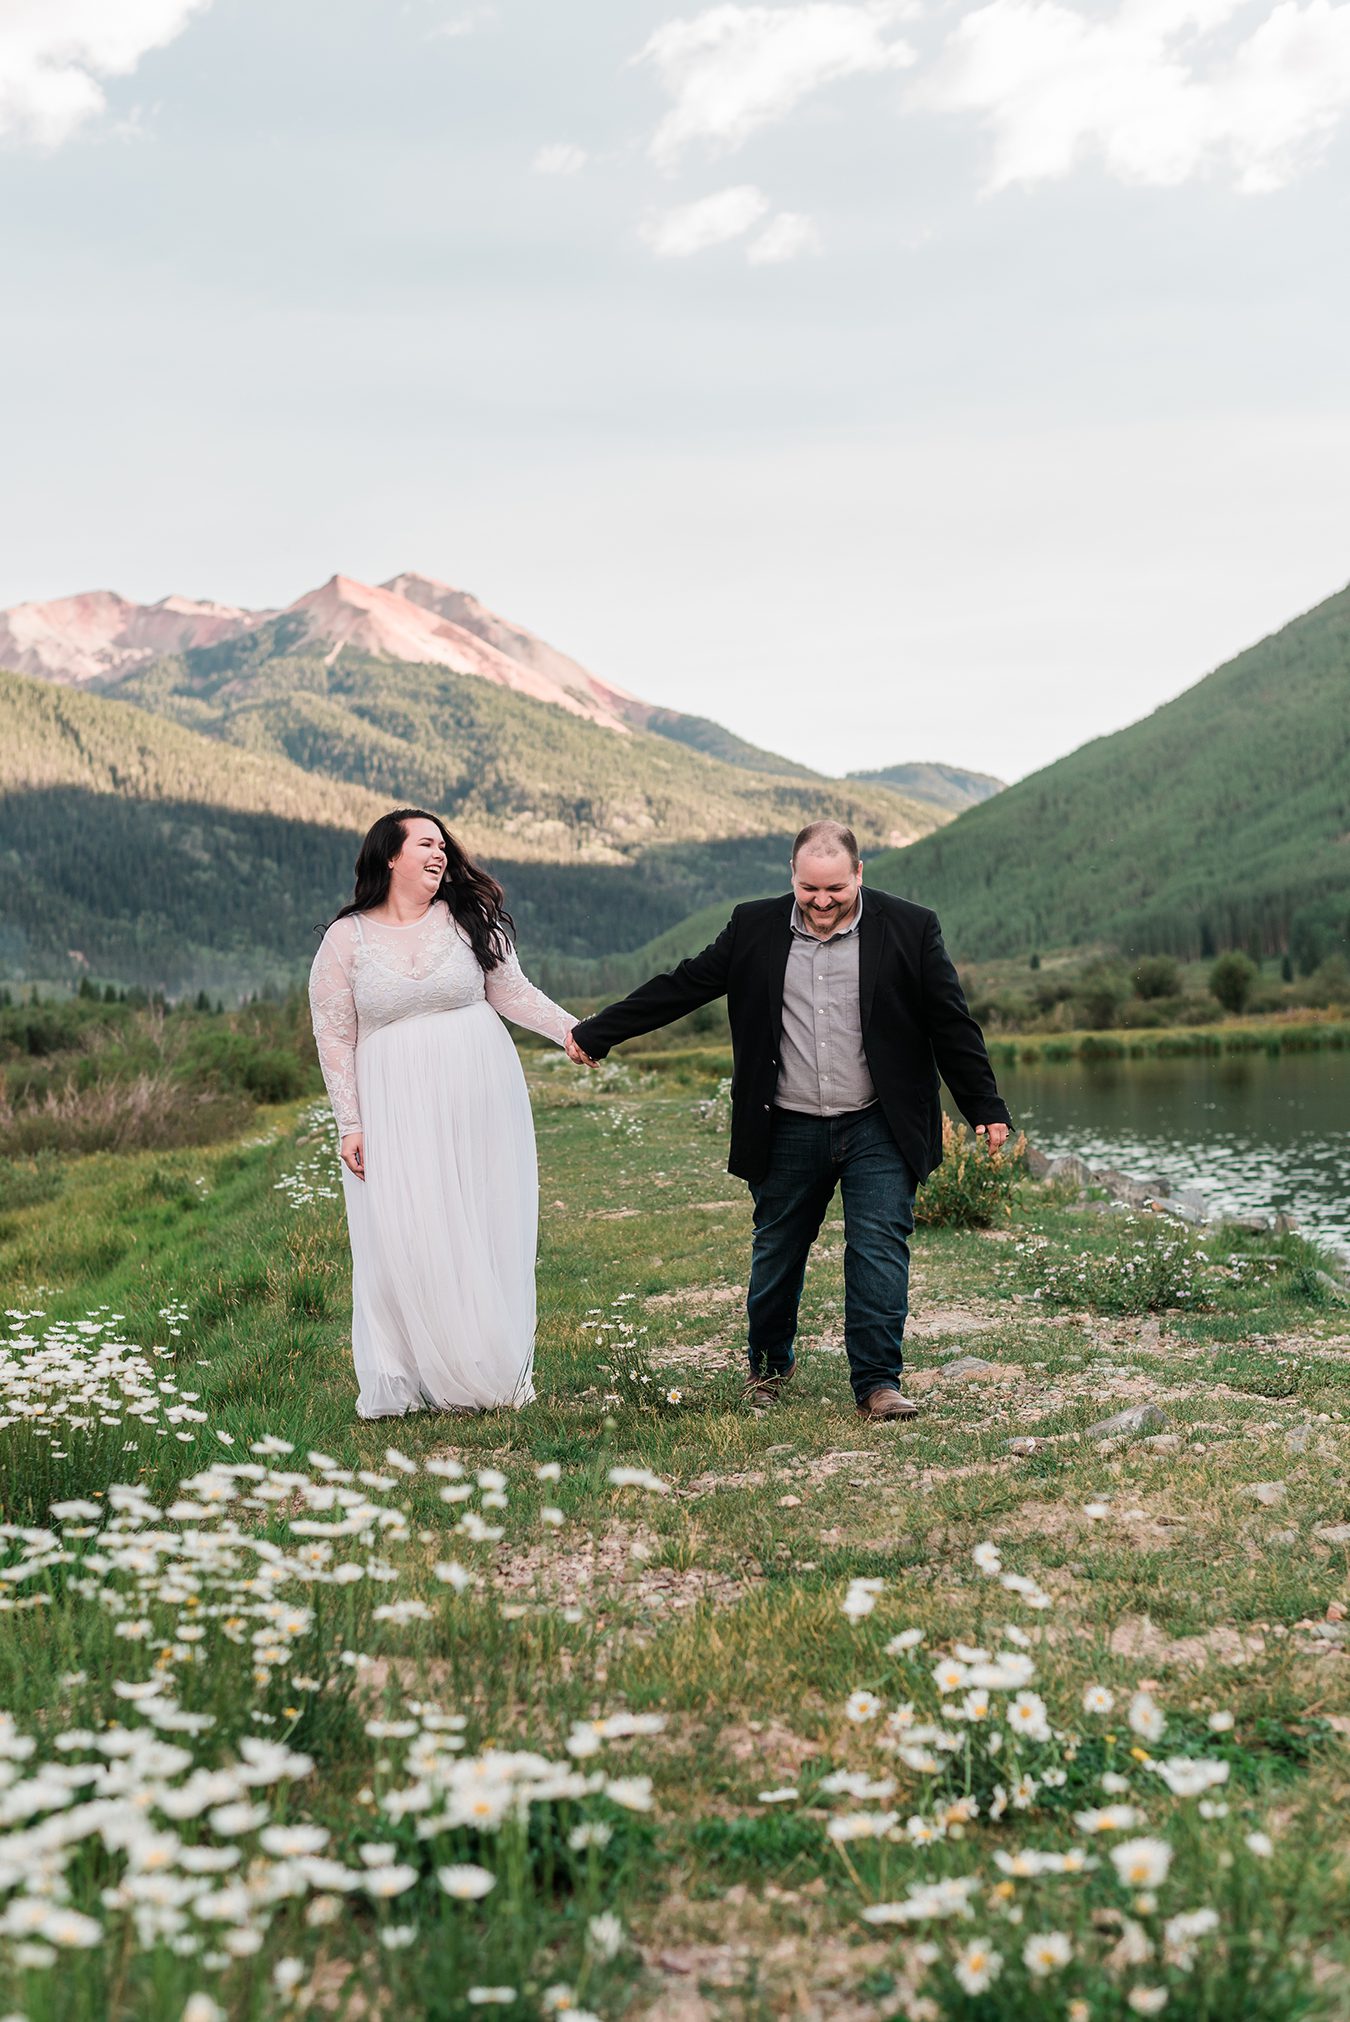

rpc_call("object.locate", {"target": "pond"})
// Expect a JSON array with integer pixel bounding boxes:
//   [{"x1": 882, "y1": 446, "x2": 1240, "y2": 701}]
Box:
[{"x1": 1001, "y1": 1048, "x2": 1350, "y2": 1262}]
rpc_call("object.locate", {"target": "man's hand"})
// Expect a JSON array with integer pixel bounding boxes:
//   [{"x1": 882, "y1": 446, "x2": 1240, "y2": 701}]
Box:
[
  {"x1": 340, "y1": 1131, "x2": 366, "y2": 1180},
  {"x1": 976, "y1": 1122, "x2": 1010, "y2": 1152},
  {"x1": 565, "y1": 1030, "x2": 597, "y2": 1067}
]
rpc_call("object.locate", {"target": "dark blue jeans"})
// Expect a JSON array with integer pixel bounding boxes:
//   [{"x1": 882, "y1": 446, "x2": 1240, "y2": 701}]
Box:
[{"x1": 747, "y1": 1104, "x2": 916, "y2": 1405}]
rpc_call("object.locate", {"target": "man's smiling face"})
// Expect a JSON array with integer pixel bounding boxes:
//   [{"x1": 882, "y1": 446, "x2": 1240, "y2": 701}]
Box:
[{"x1": 791, "y1": 847, "x2": 863, "y2": 939}]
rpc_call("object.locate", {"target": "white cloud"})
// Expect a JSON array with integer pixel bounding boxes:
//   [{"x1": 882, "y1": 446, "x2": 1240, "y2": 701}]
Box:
[
  {"x1": 429, "y1": 6, "x2": 498, "y2": 40},
  {"x1": 917, "y1": 0, "x2": 1350, "y2": 194},
  {"x1": 0, "y1": 0, "x2": 211, "y2": 149},
  {"x1": 533, "y1": 142, "x2": 589, "y2": 175},
  {"x1": 747, "y1": 209, "x2": 822, "y2": 260},
  {"x1": 637, "y1": 2, "x2": 917, "y2": 166},
  {"x1": 639, "y1": 183, "x2": 770, "y2": 254}
]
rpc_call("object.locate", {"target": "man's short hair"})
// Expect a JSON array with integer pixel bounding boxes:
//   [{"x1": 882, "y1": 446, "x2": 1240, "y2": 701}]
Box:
[{"x1": 792, "y1": 819, "x2": 860, "y2": 870}]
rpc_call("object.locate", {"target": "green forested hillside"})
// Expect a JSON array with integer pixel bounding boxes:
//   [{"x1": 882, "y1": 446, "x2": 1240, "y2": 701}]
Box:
[
  {"x1": 0, "y1": 667, "x2": 389, "y2": 831},
  {"x1": 850, "y1": 761, "x2": 1005, "y2": 812},
  {"x1": 0, "y1": 661, "x2": 943, "y2": 991},
  {"x1": 866, "y1": 582, "x2": 1350, "y2": 961},
  {"x1": 109, "y1": 640, "x2": 939, "y2": 864}
]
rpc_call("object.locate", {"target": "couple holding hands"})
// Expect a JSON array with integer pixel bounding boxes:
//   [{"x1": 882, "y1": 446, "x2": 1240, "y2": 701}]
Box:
[{"x1": 309, "y1": 809, "x2": 1010, "y2": 1422}]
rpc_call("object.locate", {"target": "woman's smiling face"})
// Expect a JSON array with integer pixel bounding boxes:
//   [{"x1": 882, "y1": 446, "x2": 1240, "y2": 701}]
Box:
[{"x1": 390, "y1": 817, "x2": 448, "y2": 901}]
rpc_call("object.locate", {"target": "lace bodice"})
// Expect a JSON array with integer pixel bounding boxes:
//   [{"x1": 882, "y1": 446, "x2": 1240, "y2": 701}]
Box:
[{"x1": 308, "y1": 903, "x2": 576, "y2": 1133}]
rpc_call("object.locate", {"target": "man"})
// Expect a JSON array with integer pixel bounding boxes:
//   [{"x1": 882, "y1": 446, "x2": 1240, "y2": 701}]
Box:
[{"x1": 567, "y1": 821, "x2": 1011, "y2": 1422}]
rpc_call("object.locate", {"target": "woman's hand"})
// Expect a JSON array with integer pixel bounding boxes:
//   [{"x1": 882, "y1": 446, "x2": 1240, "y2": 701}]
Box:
[{"x1": 340, "y1": 1131, "x2": 366, "y2": 1180}]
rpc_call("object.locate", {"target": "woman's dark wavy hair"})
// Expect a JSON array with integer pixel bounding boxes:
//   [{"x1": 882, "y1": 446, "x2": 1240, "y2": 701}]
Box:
[{"x1": 326, "y1": 809, "x2": 514, "y2": 972}]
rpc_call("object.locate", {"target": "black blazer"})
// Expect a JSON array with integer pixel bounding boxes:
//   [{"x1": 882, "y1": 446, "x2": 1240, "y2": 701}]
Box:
[{"x1": 571, "y1": 888, "x2": 1011, "y2": 1185}]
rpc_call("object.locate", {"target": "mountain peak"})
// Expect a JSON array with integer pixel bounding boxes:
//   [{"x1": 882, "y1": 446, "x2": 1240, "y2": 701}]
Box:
[{"x1": 0, "y1": 587, "x2": 264, "y2": 685}]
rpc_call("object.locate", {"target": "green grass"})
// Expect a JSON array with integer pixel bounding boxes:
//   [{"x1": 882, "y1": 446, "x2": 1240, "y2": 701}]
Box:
[{"x1": 0, "y1": 1059, "x2": 1347, "y2": 2019}]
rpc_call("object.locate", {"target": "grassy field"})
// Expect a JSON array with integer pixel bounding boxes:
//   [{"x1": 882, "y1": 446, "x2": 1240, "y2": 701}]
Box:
[{"x1": 1, "y1": 1054, "x2": 1349, "y2": 2020}]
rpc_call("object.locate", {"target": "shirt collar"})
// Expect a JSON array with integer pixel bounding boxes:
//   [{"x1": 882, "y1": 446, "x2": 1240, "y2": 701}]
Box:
[{"x1": 790, "y1": 893, "x2": 863, "y2": 943}]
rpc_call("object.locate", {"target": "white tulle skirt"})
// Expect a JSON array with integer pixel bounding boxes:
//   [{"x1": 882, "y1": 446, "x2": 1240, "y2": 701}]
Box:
[{"x1": 340, "y1": 1003, "x2": 539, "y2": 1416}]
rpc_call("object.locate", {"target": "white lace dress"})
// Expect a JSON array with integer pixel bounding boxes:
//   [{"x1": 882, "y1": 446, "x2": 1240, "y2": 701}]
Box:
[{"x1": 307, "y1": 903, "x2": 575, "y2": 1417}]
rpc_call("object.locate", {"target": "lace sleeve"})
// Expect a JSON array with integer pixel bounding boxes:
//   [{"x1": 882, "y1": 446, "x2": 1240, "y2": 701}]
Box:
[
  {"x1": 484, "y1": 944, "x2": 576, "y2": 1046},
  {"x1": 309, "y1": 922, "x2": 361, "y2": 1133}
]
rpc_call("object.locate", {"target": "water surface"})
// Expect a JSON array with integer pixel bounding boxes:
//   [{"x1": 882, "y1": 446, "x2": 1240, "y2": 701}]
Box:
[{"x1": 1002, "y1": 1049, "x2": 1350, "y2": 1262}]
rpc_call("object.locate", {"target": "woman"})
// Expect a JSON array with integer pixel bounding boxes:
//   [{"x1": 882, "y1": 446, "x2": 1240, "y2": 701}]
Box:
[{"x1": 308, "y1": 808, "x2": 580, "y2": 1417}]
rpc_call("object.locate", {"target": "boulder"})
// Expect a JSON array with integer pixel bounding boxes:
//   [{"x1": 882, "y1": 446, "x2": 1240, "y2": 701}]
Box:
[
  {"x1": 943, "y1": 1355, "x2": 999, "y2": 1380},
  {"x1": 1023, "y1": 1144, "x2": 1052, "y2": 1180},
  {"x1": 1046, "y1": 1153, "x2": 1094, "y2": 1190},
  {"x1": 1084, "y1": 1402, "x2": 1170, "y2": 1439}
]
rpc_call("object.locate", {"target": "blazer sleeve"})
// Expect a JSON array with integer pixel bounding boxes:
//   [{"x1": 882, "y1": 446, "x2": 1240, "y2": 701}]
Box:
[
  {"x1": 571, "y1": 915, "x2": 736, "y2": 1059},
  {"x1": 921, "y1": 913, "x2": 1011, "y2": 1129}
]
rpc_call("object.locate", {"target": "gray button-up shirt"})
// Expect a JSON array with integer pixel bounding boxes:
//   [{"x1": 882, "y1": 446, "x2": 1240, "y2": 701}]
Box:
[{"x1": 774, "y1": 900, "x2": 877, "y2": 1117}]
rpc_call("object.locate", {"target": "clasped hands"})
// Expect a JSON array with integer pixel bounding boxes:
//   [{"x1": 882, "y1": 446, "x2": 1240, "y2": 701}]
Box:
[{"x1": 565, "y1": 1030, "x2": 598, "y2": 1068}]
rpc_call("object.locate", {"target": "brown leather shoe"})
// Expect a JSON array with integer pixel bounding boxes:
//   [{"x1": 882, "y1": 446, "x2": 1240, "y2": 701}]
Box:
[
  {"x1": 856, "y1": 1386, "x2": 919, "y2": 1421},
  {"x1": 744, "y1": 1362, "x2": 796, "y2": 1406}
]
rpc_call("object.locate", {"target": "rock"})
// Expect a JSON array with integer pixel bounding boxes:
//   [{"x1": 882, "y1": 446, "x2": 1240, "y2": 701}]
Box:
[
  {"x1": 1273, "y1": 1212, "x2": 1300, "y2": 1235},
  {"x1": 1227, "y1": 1214, "x2": 1274, "y2": 1235},
  {"x1": 1244, "y1": 1481, "x2": 1287, "y2": 1507},
  {"x1": 1305, "y1": 1621, "x2": 1348, "y2": 1645},
  {"x1": 1312, "y1": 1270, "x2": 1350, "y2": 1302},
  {"x1": 1168, "y1": 1188, "x2": 1212, "y2": 1224},
  {"x1": 1268, "y1": 1528, "x2": 1299, "y2": 1546},
  {"x1": 1285, "y1": 1423, "x2": 1312, "y2": 1455},
  {"x1": 1315, "y1": 1523, "x2": 1350, "y2": 1546},
  {"x1": 943, "y1": 1355, "x2": 999, "y2": 1380},
  {"x1": 1005, "y1": 1436, "x2": 1039, "y2": 1455},
  {"x1": 1023, "y1": 1144, "x2": 1052, "y2": 1180},
  {"x1": 1046, "y1": 1153, "x2": 1094, "y2": 1189},
  {"x1": 1141, "y1": 1433, "x2": 1182, "y2": 1453},
  {"x1": 1085, "y1": 1402, "x2": 1170, "y2": 1439},
  {"x1": 1092, "y1": 1168, "x2": 1169, "y2": 1210}
]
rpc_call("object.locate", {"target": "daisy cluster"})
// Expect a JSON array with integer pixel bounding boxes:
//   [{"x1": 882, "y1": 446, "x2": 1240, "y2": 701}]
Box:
[
  {"x1": 1016, "y1": 1218, "x2": 1211, "y2": 1314},
  {"x1": 583, "y1": 1298, "x2": 684, "y2": 1412},
  {"x1": 0, "y1": 1432, "x2": 668, "y2": 2016},
  {"x1": 0, "y1": 1308, "x2": 205, "y2": 1483},
  {"x1": 271, "y1": 1105, "x2": 342, "y2": 1211},
  {"x1": 804, "y1": 1546, "x2": 1284, "y2": 2015}
]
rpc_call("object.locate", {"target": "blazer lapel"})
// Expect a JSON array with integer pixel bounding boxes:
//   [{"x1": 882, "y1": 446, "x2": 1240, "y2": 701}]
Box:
[
  {"x1": 858, "y1": 887, "x2": 882, "y2": 1032},
  {"x1": 767, "y1": 895, "x2": 794, "y2": 1040}
]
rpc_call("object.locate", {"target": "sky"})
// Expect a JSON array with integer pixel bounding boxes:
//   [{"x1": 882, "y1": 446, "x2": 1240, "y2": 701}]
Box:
[{"x1": 2, "y1": 0, "x2": 1349, "y2": 781}]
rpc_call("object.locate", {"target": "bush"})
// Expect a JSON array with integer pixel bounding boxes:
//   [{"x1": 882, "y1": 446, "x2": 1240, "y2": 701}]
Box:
[
  {"x1": 915, "y1": 1116, "x2": 1025, "y2": 1228},
  {"x1": 0, "y1": 1074, "x2": 251, "y2": 1155},
  {"x1": 1132, "y1": 953, "x2": 1180, "y2": 999},
  {"x1": 1209, "y1": 949, "x2": 1257, "y2": 1014},
  {"x1": 1296, "y1": 954, "x2": 1350, "y2": 1009},
  {"x1": 1018, "y1": 1214, "x2": 1211, "y2": 1314},
  {"x1": 181, "y1": 1030, "x2": 310, "y2": 1103},
  {"x1": 1071, "y1": 961, "x2": 1130, "y2": 1030}
]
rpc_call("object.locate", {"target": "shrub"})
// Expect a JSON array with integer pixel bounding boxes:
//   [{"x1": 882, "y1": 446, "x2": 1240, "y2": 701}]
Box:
[
  {"x1": 1132, "y1": 953, "x2": 1180, "y2": 999},
  {"x1": 1209, "y1": 950, "x2": 1257, "y2": 1014},
  {"x1": 181, "y1": 1030, "x2": 310, "y2": 1103},
  {"x1": 1018, "y1": 1214, "x2": 1211, "y2": 1314},
  {"x1": 1297, "y1": 953, "x2": 1350, "y2": 1009},
  {"x1": 1071, "y1": 962, "x2": 1130, "y2": 1031},
  {"x1": 0, "y1": 1074, "x2": 251, "y2": 1155},
  {"x1": 915, "y1": 1116, "x2": 1025, "y2": 1228}
]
